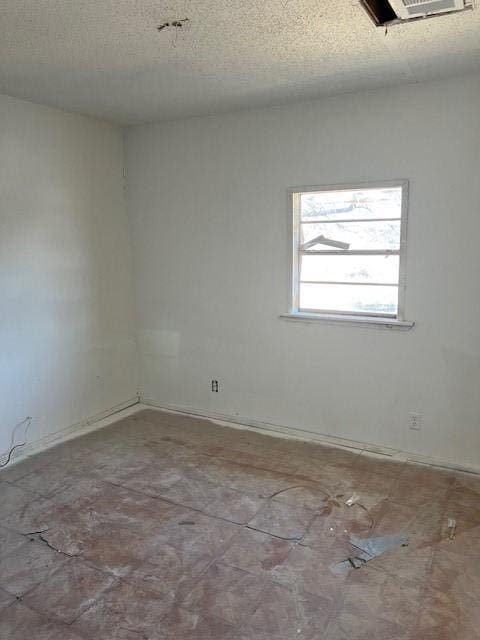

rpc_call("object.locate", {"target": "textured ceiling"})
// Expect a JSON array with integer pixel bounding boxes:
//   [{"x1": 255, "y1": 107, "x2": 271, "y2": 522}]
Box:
[{"x1": 0, "y1": 0, "x2": 479, "y2": 124}]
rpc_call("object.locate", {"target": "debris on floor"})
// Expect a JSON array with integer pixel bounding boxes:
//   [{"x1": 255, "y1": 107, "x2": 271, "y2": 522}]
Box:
[
  {"x1": 447, "y1": 517, "x2": 457, "y2": 540},
  {"x1": 345, "y1": 493, "x2": 360, "y2": 507},
  {"x1": 268, "y1": 484, "x2": 329, "y2": 502},
  {"x1": 351, "y1": 532, "x2": 409, "y2": 558},
  {"x1": 332, "y1": 532, "x2": 409, "y2": 575}
]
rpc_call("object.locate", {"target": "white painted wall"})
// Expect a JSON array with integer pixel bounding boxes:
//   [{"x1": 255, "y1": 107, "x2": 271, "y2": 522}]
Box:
[
  {"x1": 0, "y1": 94, "x2": 138, "y2": 454},
  {"x1": 125, "y1": 74, "x2": 480, "y2": 468}
]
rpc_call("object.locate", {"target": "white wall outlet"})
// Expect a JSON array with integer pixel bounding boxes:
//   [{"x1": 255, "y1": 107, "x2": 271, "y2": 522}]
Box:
[{"x1": 409, "y1": 412, "x2": 422, "y2": 431}]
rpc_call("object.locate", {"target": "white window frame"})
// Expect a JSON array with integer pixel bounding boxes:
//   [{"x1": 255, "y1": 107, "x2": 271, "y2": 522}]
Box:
[{"x1": 282, "y1": 180, "x2": 414, "y2": 329}]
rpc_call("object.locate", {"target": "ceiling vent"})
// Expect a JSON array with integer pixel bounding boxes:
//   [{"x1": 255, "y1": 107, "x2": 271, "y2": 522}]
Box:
[
  {"x1": 389, "y1": 0, "x2": 467, "y2": 18},
  {"x1": 361, "y1": 0, "x2": 474, "y2": 25}
]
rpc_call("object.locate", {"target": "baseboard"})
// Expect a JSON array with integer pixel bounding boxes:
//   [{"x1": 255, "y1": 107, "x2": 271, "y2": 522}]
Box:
[
  {"x1": 1, "y1": 396, "x2": 142, "y2": 467},
  {"x1": 141, "y1": 398, "x2": 480, "y2": 476}
]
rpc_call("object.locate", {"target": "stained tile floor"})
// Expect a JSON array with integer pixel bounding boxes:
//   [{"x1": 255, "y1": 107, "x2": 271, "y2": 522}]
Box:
[{"x1": 0, "y1": 409, "x2": 479, "y2": 639}]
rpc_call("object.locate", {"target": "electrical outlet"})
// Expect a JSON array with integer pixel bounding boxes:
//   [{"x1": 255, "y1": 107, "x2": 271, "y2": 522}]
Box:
[
  {"x1": 409, "y1": 412, "x2": 422, "y2": 431},
  {"x1": 211, "y1": 380, "x2": 219, "y2": 393}
]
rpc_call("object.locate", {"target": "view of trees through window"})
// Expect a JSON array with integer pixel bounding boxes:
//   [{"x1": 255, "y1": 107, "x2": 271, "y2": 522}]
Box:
[{"x1": 295, "y1": 185, "x2": 405, "y2": 316}]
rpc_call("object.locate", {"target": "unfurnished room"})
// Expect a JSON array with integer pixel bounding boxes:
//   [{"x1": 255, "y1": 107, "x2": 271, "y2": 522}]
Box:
[{"x1": 0, "y1": 1, "x2": 479, "y2": 638}]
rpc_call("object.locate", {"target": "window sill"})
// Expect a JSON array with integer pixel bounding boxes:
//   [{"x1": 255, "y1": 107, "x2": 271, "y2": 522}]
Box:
[{"x1": 280, "y1": 312, "x2": 415, "y2": 330}]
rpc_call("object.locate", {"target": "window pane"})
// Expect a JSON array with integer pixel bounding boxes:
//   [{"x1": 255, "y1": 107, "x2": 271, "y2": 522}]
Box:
[
  {"x1": 301, "y1": 254, "x2": 399, "y2": 284},
  {"x1": 300, "y1": 221, "x2": 400, "y2": 252},
  {"x1": 299, "y1": 283, "x2": 398, "y2": 315},
  {"x1": 300, "y1": 187, "x2": 402, "y2": 221}
]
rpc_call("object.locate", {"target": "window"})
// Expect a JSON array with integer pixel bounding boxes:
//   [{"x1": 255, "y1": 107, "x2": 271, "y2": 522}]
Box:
[{"x1": 287, "y1": 181, "x2": 410, "y2": 325}]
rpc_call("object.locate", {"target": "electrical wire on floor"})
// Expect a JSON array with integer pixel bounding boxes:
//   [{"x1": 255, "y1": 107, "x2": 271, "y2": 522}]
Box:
[{"x1": 0, "y1": 416, "x2": 32, "y2": 468}]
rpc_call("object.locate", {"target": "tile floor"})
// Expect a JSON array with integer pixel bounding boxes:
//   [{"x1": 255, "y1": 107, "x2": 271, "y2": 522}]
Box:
[{"x1": 0, "y1": 409, "x2": 479, "y2": 639}]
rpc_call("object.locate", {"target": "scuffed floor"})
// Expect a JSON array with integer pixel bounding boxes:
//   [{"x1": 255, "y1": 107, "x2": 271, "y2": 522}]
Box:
[{"x1": 0, "y1": 409, "x2": 479, "y2": 639}]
